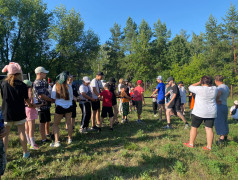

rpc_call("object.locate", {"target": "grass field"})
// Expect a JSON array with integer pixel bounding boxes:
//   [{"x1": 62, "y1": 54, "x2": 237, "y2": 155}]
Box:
[{"x1": 1, "y1": 93, "x2": 238, "y2": 180}]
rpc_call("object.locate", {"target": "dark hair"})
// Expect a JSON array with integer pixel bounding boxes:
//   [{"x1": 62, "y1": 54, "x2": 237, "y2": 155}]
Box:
[
  {"x1": 201, "y1": 76, "x2": 213, "y2": 86},
  {"x1": 56, "y1": 81, "x2": 69, "y2": 100},
  {"x1": 104, "y1": 83, "x2": 110, "y2": 89},
  {"x1": 214, "y1": 75, "x2": 223, "y2": 82}
]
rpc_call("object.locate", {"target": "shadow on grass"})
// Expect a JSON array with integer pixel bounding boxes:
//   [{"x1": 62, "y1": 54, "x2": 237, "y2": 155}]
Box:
[{"x1": 52, "y1": 154, "x2": 177, "y2": 180}]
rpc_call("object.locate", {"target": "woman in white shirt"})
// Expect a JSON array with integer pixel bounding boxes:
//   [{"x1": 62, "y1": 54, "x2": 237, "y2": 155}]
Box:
[
  {"x1": 183, "y1": 76, "x2": 218, "y2": 151},
  {"x1": 50, "y1": 72, "x2": 73, "y2": 148}
]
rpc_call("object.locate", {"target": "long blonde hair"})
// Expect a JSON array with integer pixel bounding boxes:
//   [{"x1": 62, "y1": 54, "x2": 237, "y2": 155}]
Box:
[
  {"x1": 56, "y1": 81, "x2": 69, "y2": 100},
  {"x1": 5, "y1": 73, "x2": 23, "y2": 87}
]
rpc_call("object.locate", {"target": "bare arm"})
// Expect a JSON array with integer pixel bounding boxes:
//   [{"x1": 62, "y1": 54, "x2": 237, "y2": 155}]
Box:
[
  {"x1": 216, "y1": 90, "x2": 222, "y2": 104},
  {"x1": 39, "y1": 94, "x2": 55, "y2": 103},
  {"x1": 82, "y1": 92, "x2": 95, "y2": 101},
  {"x1": 92, "y1": 87, "x2": 100, "y2": 97},
  {"x1": 151, "y1": 89, "x2": 158, "y2": 97}
]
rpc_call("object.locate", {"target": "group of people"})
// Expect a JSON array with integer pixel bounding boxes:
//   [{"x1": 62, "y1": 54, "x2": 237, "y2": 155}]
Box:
[{"x1": 0, "y1": 62, "x2": 235, "y2": 178}]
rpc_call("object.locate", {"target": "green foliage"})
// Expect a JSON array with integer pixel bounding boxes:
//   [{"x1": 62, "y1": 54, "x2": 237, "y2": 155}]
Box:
[{"x1": 173, "y1": 160, "x2": 187, "y2": 175}]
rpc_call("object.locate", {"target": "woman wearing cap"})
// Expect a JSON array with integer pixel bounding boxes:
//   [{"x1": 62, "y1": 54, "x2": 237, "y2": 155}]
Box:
[
  {"x1": 79, "y1": 76, "x2": 96, "y2": 133},
  {"x1": 50, "y1": 72, "x2": 73, "y2": 147},
  {"x1": 24, "y1": 80, "x2": 40, "y2": 150},
  {"x1": 1, "y1": 62, "x2": 34, "y2": 158},
  {"x1": 183, "y1": 76, "x2": 218, "y2": 151}
]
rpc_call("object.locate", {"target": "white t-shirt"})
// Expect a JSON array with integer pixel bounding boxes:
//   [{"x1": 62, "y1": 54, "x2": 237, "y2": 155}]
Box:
[
  {"x1": 90, "y1": 78, "x2": 103, "y2": 99},
  {"x1": 118, "y1": 83, "x2": 122, "y2": 93},
  {"x1": 179, "y1": 86, "x2": 187, "y2": 104},
  {"x1": 51, "y1": 84, "x2": 73, "y2": 109},
  {"x1": 79, "y1": 84, "x2": 91, "y2": 104},
  {"x1": 189, "y1": 85, "x2": 218, "y2": 118},
  {"x1": 230, "y1": 105, "x2": 238, "y2": 119}
]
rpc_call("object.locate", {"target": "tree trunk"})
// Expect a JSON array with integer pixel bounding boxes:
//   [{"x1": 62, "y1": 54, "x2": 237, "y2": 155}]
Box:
[{"x1": 232, "y1": 32, "x2": 237, "y2": 74}]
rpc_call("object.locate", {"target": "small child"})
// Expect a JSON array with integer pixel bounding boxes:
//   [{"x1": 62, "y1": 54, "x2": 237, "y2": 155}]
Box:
[
  {"x1": 230, "y1": 100, "x2": 238, "y2": 121},
  {"x1": 129, "y1": 87, "x2": 136, "y2": 112},
  {"x1": 24, "y1": 80, "x2": 40, "y2": 150},
  {"x1": 98, "y1": 83, "x2": 114, "y2": 131},
  {"x1": 152, "y1": 88, "x2": 158, "y2": 117},
  {"x1": 121, "y1": 85, "x2": 131, "y2": 123},
  {"x1": 134, "y1": 80, "x2": 145, "y2": 123}
]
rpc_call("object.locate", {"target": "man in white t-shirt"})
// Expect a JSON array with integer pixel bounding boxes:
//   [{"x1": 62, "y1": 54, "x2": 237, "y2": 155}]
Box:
[{"x1": 90, "y1": 72, "x2": 104, "y2": 130}]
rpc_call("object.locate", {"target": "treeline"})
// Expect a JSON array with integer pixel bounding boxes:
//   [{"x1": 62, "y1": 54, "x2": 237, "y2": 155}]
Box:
[{"x1": 0, "y1": 0, "x2": 238, "y2": 89}]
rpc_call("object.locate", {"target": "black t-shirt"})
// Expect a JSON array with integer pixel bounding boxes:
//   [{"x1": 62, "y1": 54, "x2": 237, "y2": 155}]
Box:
[
  {"x1": 1, "y1": 80, "x2": 28, "y2": 121},
  {"x1": 109, "y1": 83, "x2": 117, "y2": 106},
  {"x1": 169, "y1": 84, "x2": 181, "y2": 107},
  {"x1": 72, "y1": 84, "x2": 79, "y2": 97}
]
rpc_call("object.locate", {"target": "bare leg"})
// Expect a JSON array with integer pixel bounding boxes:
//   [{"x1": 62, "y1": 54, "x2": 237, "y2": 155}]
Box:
[
  {"x1": 166, "y1": 109, "x2": 172, "y2": 124},
  {"x1": 3, "y1": 126, "x2": 10, "y2": 153},
  {"x1": 177, "y1": 112, "x2": 187, "y2": 123},
  {"x1": 205, "y1": 127, "x2": 213, "y2": 149},
  {"x1": 189, "y1": 127, "x2": 197, "y2": 145},
  {"x1": 96, "y1": 109, "x2": 100, "y2": 125},
  {"x1": 28, "y1": 120, "x2": 35, "y2": 139},
  {"x1": 71, "y1": 117, "x2": 75, "y2": 127},
  {"x1": 109, "y1": 117, "x2": 113, "y2": 128},
  {"x1": 113, "y1": 105, "x2": 118, "y2": 123},
  {"x1": 65, "y1": 113, "x2": 72, "y2": 140},
  {"x1": 45, "y1": 122, "x2": 50, "y2": 135},
  {"x1": 53, "y1": 114, "x2": 63, "y2": 143},
  {"x1": 40, "y1": 123, "x2": 46, "y2": 140},
  {"x1": 100, "y1": 117, "x2": 103, "y2": 128},
  {"x1": 162, "y1": 104, "x2": 166, "y2": 119},
  {"x1": 91, "y1": 110, "x2": 97, "y2": 127},
  {"x1": 17, "y1": 124, "x2": 28, "y2": 153},
  {"x1": 158, "y1": 104, "x2": 162, "y2": 120}
]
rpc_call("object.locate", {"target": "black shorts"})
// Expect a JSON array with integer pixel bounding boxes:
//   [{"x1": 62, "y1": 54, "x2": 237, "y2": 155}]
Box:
[
  {"x1": 92, "y1": 100, "x2": 100, "y2": 111},
  {"x1": 132, "y1": 100, "x2": 135, "y2": 106},
  {"x1": 191, "y1": 114, "x2": 214, "y2": 128},
  {"x1": 39, "y1": 109, "x2": 51, "y2": 123},
  {"x1": 101, "y1": 106, "x2": 114, "y2": 118},
  {"x1": 72, "y1": 106, "x2": 77, "y2": 118},
  {"x1": 55, "y1": 105, "x2": 73, "y2": 115},
  {"x1": 168, "y1": 99, "x2": 181, "y2": 113}
]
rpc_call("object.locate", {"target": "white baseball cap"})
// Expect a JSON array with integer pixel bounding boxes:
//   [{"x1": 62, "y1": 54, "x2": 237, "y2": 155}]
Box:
[
  {"x1": 35, "y1": 67, "x2": 49, "y2": 74},
  {"x1": 234, "y1": 100, "x2": 238, "y2": 105},
  {"x1": 156, "y1": 76, "x2": 163, "y2": 81},
  {"x1": 83, "y1": 76, "x2": 90, "y2": 83}
]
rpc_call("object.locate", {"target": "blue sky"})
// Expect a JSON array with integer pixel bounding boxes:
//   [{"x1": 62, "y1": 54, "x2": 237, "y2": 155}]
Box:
[{"x1": 43, "y1": 0, "x2": 238, "y2": 44}]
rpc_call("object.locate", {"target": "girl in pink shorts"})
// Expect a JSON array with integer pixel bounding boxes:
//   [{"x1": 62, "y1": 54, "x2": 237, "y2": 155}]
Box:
[{"x1": 24, "y1": 80, "x2": 39, "y2": 150}]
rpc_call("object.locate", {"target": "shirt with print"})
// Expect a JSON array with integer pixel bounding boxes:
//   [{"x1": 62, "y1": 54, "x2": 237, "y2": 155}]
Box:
[
  {"x1": 217, "y1": 84, "x2": 230, "y2": 106},
  {"x1": 121, "y1": 91, "x2": 130, "y2": 103},
  {"x1": 100, "y1": 90, "x2": 113, "y2": 107},
  {"x1": 90, "y1": 78, "x2": 103, "y2": 99},
  {"x1": 79, "y1": 84, "x2": 92, "y2": 104},
  {"x1": 134, "y1": 86, "x2": 144, "y2": 101},
  {"x1": 156, "y1": 83, "x2": 165, "y2": 101},
  {"x1": 189, "y1": 85, "x2": 218, "y2": 118},
  {"x1": 33, "y1": 79, "x2": 51, "y2": 111},
  {"x1": 1, "y1": 80, "x2": 28, "y2": 122},
  {"x1": 51, "y1": 84, "x2": 73, "y2": 109},
  {"x1": 168, "y1": 84, "x2": 180, "y2": 106}
]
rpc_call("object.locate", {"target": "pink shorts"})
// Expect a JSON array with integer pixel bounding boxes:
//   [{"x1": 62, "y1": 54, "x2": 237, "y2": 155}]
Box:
[{"x1": 25, "y1": 107, "x2": 38, "y2": 121}]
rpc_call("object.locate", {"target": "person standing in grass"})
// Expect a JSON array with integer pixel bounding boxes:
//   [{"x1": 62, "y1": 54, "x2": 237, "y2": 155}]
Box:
[
  {"x1": 50, "y1": 72, "x2": 73, "y2": 147},
  {"x1": 214, "y1": 75, "x2": 230, "y2": 144},
  {"x1": 33, "y1": 67, "x2": 54, "y2": 144},
  {"x1": 183, "y1": 76, "x2": 218, "y2": 151},
  {"x1": 164, "y1": 77, "x2": 189, "y2": 129},
  {"x1": 98, "y1": 83, "x2": 114, "y2": 131},
  {"x1": 90, "y1": 71, "x2": 104, "y2": 130},
  {"x1": 24, "y1": 80, "x2": 40, "y2": 150},
  {"x1": 129, "y1": 87, "x2": 136, "y2": 112},
  {"x1": 118, "y1": 78, "x2": 124, "y2": 115},
  {"x1": 230, "y1": 100, "x2": 238, "y2": 121},
  {"x1": 151, "y1": 76, "x2": 165, "y2": 120},
  {"x1": 151, "y1": 88, "x2": 158, "y2": 117},
  {"x1": 0, "y1": 108, "x2": 7, "y2": 179},
  {"x1": 134, "y1": 80, "x2": 145, "y2": 123},
  {"x1": 178, "y1": 81, "x2": 187, "y2": 115},
  {"x1": 79, "y1": 77, "x2": 96, "y2": 134},
  {"x1": 121, "y1": 85, "x2": 131, "y2": 123},
  {"x1": 108, "y1": 77, "x2": 120, "y2": 125},
  {"x1": 1, "y1": 62, "x2": 35, "y2": 158}
]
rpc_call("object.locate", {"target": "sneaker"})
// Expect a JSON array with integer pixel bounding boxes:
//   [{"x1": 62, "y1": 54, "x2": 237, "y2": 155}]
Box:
[
  {"x1": 92, "y1": 126, "x2": 99, "y2": 130},
  {"x1": 216, "y1": 139, "x2": 225, "y2": 145},
  {"x1": 27, "y1": 143, "x2": 31, "y2": 148},
  {"x1": 121, "y1": 119, "x2": 126, "y2": 124},
  {"x1": 50, "y1": 141, "x2": 61, "y2": 148},
  {"x1": 67, "y1": 139, "x2": 72, "y2": 145},
  {"x1": 79, "y1": 128, "x2": 88, "y2": 134},
  {"x1": 114, "y1": 121, "x2": 119, "y2": 125},
  {"x1": 30, "y1": 144, "x2": 39, "y2": 150},
  {"x1": 184, "y1": 123, "x2": 189, "y2": 129},
  {"x1": 203, "y1": 146, "x2": 211, "y2": 151},
  {"x1": 137, "y1": 119, "x2": 142, "y2": 123},
  {"x1": 183, "y1": 142, "x2": 194, "y2": 148},
  {"x1": 46, "y1": 134, "x2": 51, "y2": 138},
  {"x1": 41, "y1": 139, "x2": 51, "y2": 144},
  {"x1": 98, "y1": 128, "x2": 102, "y2": 132},
  {"x1": 163, "y1": 125, "x2": 172, "y2": 129},
  {"x1": 125, "y1": 119, "x2": 129, "y2": 123},
  {"x1": 23, "y1": 152, "x2": 30, "y2": 158},
  {"x1": 154, "y1": 114, "x2": 158, "y2": 117},
  {"x1": 109, "y1": 128, "x2": 113, "y2": 131}
]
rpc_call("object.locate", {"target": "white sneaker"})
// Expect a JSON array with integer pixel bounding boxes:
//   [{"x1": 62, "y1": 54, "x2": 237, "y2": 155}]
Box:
[
  {"x1": 154, "y1": 114, "x2": 158, "y2": 117},
  {"x1": 50, "y1": 141, "x2": 61, "y2": 147},
  {"x1": 121, "y1": 119, "x2": 126, "y2": 124},
  {"x1": 80, "y1": 128, "x2": 88, "y2": 134},
  {"x1": 67, "y1": 139, "x2": 72, "y2": 145}
]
